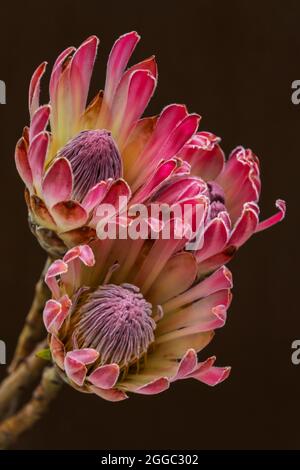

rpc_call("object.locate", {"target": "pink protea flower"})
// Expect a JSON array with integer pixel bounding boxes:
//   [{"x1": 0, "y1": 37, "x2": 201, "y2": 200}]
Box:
[
  {"x1": 15, "y1": 31, "x2": 285, "y2": 258},
  {"x1": 43, "y1": 241, "x2": 232, "y2": 401}
]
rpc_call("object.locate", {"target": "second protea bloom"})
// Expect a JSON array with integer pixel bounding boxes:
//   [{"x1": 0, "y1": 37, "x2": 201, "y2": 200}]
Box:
[
  {"x1": 15, "y1": 31, "x2": 286, "y2": 258},
  {"x1": 43, "y1": 241, "x2": 232, "y2": 401}
]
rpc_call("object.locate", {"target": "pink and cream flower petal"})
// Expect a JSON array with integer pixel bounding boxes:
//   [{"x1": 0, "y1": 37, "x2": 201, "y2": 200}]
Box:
[
  {"x1": 147, "y1": 252, "x2": 198, "y2": 305},
  {"x1": 153, "y1": 331, "x2": 214, "y2": 360},
  {"x1": 133, "y1": 227, "x2": 188, "y2": 295},
  {"x1": 45, "y1": 259, "x2": 68, "y2": 298},
  {"x1": 50, "y1": 335, "x2": 65, "y2": 370},
  {"x1": 92, "y1": 179, "x2": 131, "y2": 228},
  {"x1": 49, "y1": 46, "x2": 76, "y2": 153},
  {"x1": 171, "y1": 349, "x2": 198, "y2": 381},
  {"x1": 113, "y1": 70, "x2": 157, "y2": 147},
  {"x1": 163, "y1": 265, "x2": 233, "y2": 313},
  {"x1": 152, "y1": 177, "x2": 206, "y2": 205},
  {"x1": 88, "y1": 364, "x2": 120, "y2": 389},
  {"x1": 29, "y1": 195, "x2": 57, "y2": 230},
  {"x1": 60, "y1": 245, "x2": 95, "y2": 294},
  {"x1": 229, "y1": 202, "x2": 259, "y2": 248},
  {"x1": 256, "y1": 199, "x2": 286, "y2": 232},
  {"x1": 29, "y1": 62, "x2": 47, "y2": 118},
  {"x1": 121, "y1": 332, "x2": 214, "y2": 392},
  {"x1": 133, "y1": 114, "x2": 201, "y2": 189},
  {"x1": 110, "y1": 56, "x2": 158, "y2": 135},
  {"x1": 81, "y1": 180, "x2": 111, "y2": 213},
  {"x1": 122, "y1": 116, "x2": 157, "y2": 176},
  {"x1": 136, "y1": 377, "x2": 170, "y2": 395},
  {"x1": 29, "y1": 105, "x2": 51, "y2": 142},
  {"x1": 89, "y1": 386, "x2": 128, "y2": 402},
  {"x1": 130, "y1": 158, "x2": 179, "y2": 204},
  {"x1": 67, "y1": 348, "x2": 99, "y2": 365},
  {"x1": 51, "y1": 200, "x2": 88, "y2": 231},
  {"x1": 136, "y1": 104, "x2": 189, "y2": 163},
  {"x1": 216, "y1": 146, "x2": 261, "y2": 222},
  {"x1": 43, "y1": 295, "x2": 71, "y2": 334},
  {"x1": 15, "y1": 137, "x2": 32, "y2": 190},
  {"x1": 63, "y1": 244, "x2": 95, "y2": 267},
  {"x1": 80, "y1": 91, "x2": 103, "y2": 130},
  {"x1": 64, "y1": 353, "x2": 87, "y2": 387},
  {"x1": 69, "y1": 35, "x2": 99, "y2": 129},
  {"x1": 101, "y1": 31, "x2": 140, "y2": 120},
  {"x1": 156, "y1": 290, "x2": 230, "y2": 338},
  {"x1": 179, "y1": 131, "x2": 225, "y2": 180},
  {"x1": 42, "y1": 157, "x2": 73, "y2": 208},
  {"x1": 195, "y1": 212, "x2": 230, "y2": 263},
  {"x1": 187, "y1": 358, "x2": 231, "y2": 386},
  {"x1": 197, "y1": 246, "x2": 237, "y2": 278},
  {"x1": 127, "y1": 104, "x2": 189, "y2": 186},
  {"x1": 28, "y1": 131, "x2": 50, "y2": 194}
]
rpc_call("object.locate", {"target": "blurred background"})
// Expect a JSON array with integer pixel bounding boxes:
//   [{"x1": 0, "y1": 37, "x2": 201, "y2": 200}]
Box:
[{"x1": 0, "y1": 0, "x2": 297, "y2": 449}]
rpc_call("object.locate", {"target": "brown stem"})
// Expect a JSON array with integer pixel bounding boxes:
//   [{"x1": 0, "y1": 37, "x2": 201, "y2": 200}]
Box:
[
  {"x1": 0, "y1": 341, "x2": 47, "y2": 419},
  {"x1": 8, "y1": 258, "x2": 51, "y2": 373},
  {"x1": 0, "y1": 367, "x2": 62, "y2": 449}
]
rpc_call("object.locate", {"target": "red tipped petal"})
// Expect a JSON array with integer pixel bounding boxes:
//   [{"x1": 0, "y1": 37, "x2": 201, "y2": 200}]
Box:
[
  {"x1": 68, "y1": 348, "x2": 99, "y2": 365},
  {"x1": 229, "y1": 203, "x2": 259, "y2": 247},
  {"x1": 43, "y1": 295, "x2": 71, "y2": 334},
  {"x1": 70, "y1": 35, "x2": 99, "y2": 120},
  {"x1": 81, "y1": 181, "x2": 110, "y2": 213},
  {"x1": 179, "y1": 131, "x2": 225, "y2": 180},
  {"x1": 29, "y1": 105, "x2": 51, "y2": 142},
  {"x1": 256, "y1": 199, "x2": 286, "y2": 232},
  {"x1": 45, "y1": 259, "x2": 68, "y2": 298},
  {"x1": 189, "y1": 359, "x2": 231, "y2": 386},
  {"x1": 88, "y1": 364, "x2": 120, "y2": 389},
  {"x1": 29, "y1": 62, "x2": 47, "y2": 118},
  {"x1": 160, "y1": 114, "x2": 201, "y2": 160},
  {"x1": 136, "y1": 377, "x2": 170, "y2": 395},
  {"x1": 42, "y1": 157, "x2": 73, "y2": 208},
  {"x1": 173, "y1": 349, "x2": 198, "y2": 380},
  {"x1": 50, "y1": 335, "x2": 65, "y2": 370},
  {"x1": 63, "y1": 244, "x2": 95, "y2": 266},
  {"x1": 15, "y1": 137, "x2": 32, "y2": 188},
  {"x1": 28, "y1": 131, "x2": 49, "y2": 192},
  {"x1": 164, "y1": 265, "x2": 233, "y2": 313},
  {"x1": 148, "y1": 251, "x2": 197, "y2": 305},
  {"x1": 104, "y1": 31, "x2": 140, "y2": 109},
  {"x1": 51, "y1": 200, "x2": 88, "y2": 231},
  {"x1": 64, "y1": 354, "x2": 87, "y2": 387},
  {"x1": 196, "y1": 212, "x2": 230, "y2": 263},
  {"x1": 90, "y1": 386, "x2": 128, "y2": 401},
  {"x1": 131, "y1": 159, "x2": 178, "y2": 204},
  {"x1": 141, "y1": 104, "x2": 189, "y2": 162},
  {"x1": 116, "y1": 70, "x2": 157, "y2": 146}
]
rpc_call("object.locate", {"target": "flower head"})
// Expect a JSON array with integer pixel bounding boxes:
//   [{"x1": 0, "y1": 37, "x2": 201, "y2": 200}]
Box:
[
  {"x1": 43, "y1": 241, "x2": 233, "y2": 401},
  {"x1": 15, "y1": 32, "x2": 285, "y2": 259}
]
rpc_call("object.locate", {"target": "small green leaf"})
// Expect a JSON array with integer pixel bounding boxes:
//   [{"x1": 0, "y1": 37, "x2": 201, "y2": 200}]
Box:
[{"x1": 36, "y1": 348, "x2": 52, "y2": 361}]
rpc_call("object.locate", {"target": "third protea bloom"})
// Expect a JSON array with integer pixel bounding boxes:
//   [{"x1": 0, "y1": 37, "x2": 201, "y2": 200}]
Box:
[
  {"x1": 43, "y1": 242, "x2": 232, "y2": 401},
  {"x1": 15, "y1": 31, "x2": 286, "y2": 258}
]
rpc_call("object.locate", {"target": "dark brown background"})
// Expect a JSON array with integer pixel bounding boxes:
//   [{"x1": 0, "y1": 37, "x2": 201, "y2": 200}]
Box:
[{"x1": 0, "y1": 0, "x2": 297, "y2": 450}]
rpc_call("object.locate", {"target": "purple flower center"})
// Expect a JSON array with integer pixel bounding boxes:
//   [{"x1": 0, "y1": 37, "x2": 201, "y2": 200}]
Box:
[
  {"x1": 73, "y1": 284, "x2": 156, "y2": 368},
  {"x1": 207, "y1": 181, "x2": 226, "y2": 219},
  {"x1": 58, "y1": 130, "x2": 122, "y2": 201}
]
